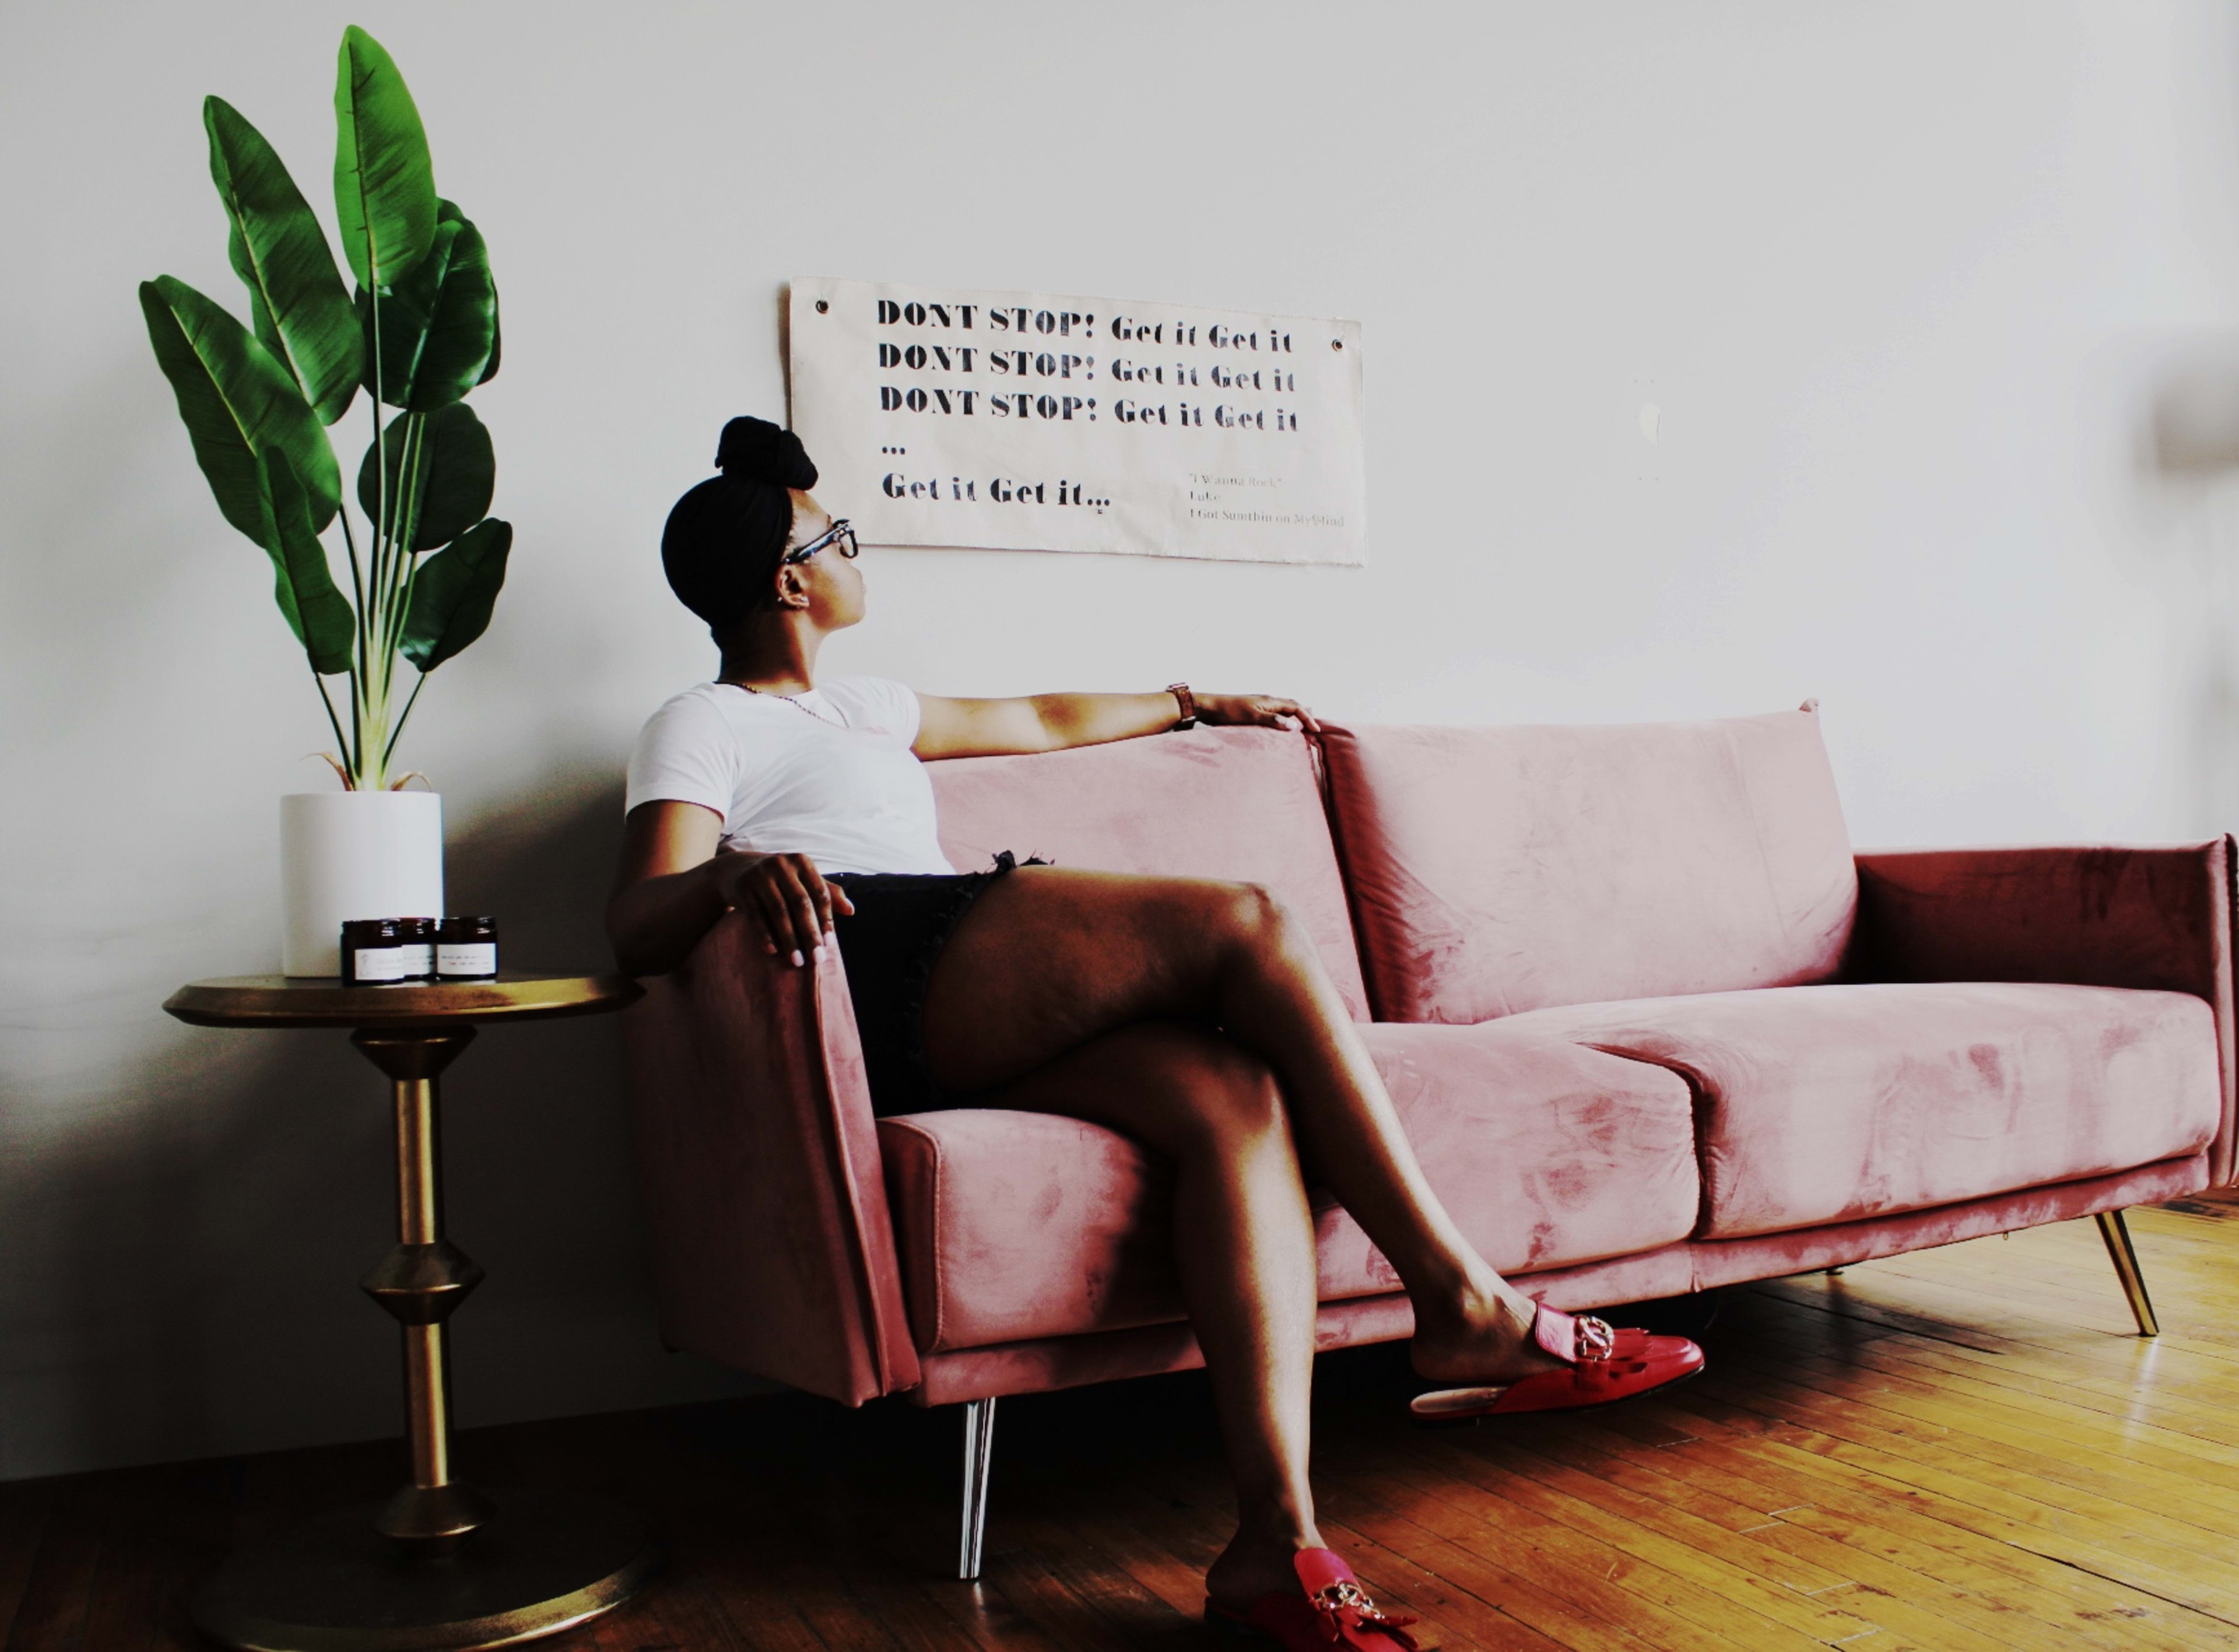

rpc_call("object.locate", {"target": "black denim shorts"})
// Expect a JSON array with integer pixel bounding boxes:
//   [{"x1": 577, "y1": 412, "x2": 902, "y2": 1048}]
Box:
[{"x1": 826, "y1": 851, "x2": 1039, "y2": 1116}]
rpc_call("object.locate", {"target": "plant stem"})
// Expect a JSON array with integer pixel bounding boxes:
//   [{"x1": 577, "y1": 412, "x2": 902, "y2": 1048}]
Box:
[
  {"x1": 312, "y1": 664, "x2": 351, "y2": 762},
  {"x1": 394, "y1": 548, "x2": 425, "y2": 675},
  {"x1": 380, "y1": 669, "x2": 429, "y2": 773},
  {"x1": 366, "y1": 274, "x2": 389, "y2": 790},
  {"x1": 384, "y1": 415, "x2": 426, "y2": 665},
  {"x1": 376, "y1": 417, "x2": 419, "y2": 759},
  {"x1": 347, "y1": 668, "x2": 364, "y2": 790},
  {"x1": 334, "y1": 509, "x2": 370, "y2": 780},
  {"x1": 336, "y1": 496, "x2": 368, "y2": 628}
]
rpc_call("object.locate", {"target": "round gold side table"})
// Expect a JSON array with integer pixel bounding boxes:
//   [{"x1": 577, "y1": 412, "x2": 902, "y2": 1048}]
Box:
[{"x1": 164, "y1": 972, "x2": 655, "y2": 1652}]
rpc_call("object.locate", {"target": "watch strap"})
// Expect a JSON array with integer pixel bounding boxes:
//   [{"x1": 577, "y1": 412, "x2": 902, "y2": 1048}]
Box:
[{"x1": 1167, "y1": 682, "x2": 1198, "y2": 731}]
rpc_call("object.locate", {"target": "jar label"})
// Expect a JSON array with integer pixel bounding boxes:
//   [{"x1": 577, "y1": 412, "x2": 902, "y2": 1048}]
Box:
[
  {"x1": 394, "y1": 943, "x2": 435, "y2": 979},
  {"x1": 352, "y1": 948, "x2": 409, "y2": 983},
  {"x1": 438, "y1": 942, "x2": 498, "y2": 978}
]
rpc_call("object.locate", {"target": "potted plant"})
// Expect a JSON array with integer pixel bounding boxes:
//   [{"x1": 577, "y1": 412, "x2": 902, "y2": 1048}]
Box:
[{"x1": 140, "y1": 25, "x2": 511, "y2": 975}]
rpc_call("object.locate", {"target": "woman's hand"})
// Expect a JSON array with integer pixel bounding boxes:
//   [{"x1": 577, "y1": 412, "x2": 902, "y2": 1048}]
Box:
[
  {"x1": 710, "y1": 848, "x2": 857, "y2": 967},
  {"x1": 1196, "y1": 693, "x2": 1321, "y2": 733}
]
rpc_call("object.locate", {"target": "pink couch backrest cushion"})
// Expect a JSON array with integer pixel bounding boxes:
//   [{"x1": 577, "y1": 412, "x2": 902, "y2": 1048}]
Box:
[
  {"x1": 928, "y1": 727, "x2": 1372, "y2": 1020},
  {"x1": 1319, "y1": 708, "x2": 1857, "y2": 1023}
]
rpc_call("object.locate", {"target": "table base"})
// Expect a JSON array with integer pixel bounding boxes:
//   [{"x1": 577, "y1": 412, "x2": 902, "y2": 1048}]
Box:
[{"x1": 191, "y1": 1489, "x2": 658, "y2": 1651}]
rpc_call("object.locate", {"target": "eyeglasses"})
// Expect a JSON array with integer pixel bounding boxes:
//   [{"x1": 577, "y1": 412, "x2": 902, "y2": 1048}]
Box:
[{"x1": 782, "y1": 519, "x2": 859, "y2": 565}]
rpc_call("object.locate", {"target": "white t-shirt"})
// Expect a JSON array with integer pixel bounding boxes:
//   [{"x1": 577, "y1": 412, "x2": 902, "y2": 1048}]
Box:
[{"x1": 624, "y1": 676, "x2": 956, "y2": 876}]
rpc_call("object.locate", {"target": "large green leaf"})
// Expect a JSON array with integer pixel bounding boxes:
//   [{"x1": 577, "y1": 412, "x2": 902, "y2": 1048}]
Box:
[
  {"x1": 139, "y1": 275, "x2": 342, "y2": 538},
  {"x1": 205, "y1": 96, "x2": 362, "y2": 423},
  {"x1": 257, "y1": 450, "x2": 356, "y2": 674},
  {"x1": 357, "y1": 213, "x2": 496, "y2": 409},
  {"x1": 332, "y1": 24, "x2": 436, "y2": 293},
  {"x1": 357, "y1": 404, "x2": 494, "y2": 550},
  {"x1": 402, "y1": 517, "x2": 511, "y2": 671},
  {"x1": 437, "y1": 197, "x2": 501, "y2": 386}
]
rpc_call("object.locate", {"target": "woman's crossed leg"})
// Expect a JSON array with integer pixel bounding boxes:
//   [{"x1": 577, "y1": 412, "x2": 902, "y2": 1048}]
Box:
[{"x1": 920, "y1": 867, "x2": 1563, "y2": 1610}]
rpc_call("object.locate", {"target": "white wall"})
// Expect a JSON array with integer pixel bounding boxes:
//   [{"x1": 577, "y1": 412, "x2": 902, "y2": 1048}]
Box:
[{"x1": 6, "y1": 0, "x2": 2238, "y2": 1482}]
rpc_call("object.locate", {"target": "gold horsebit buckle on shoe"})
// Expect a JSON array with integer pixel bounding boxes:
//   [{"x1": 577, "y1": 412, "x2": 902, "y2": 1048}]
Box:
[
  {"x1": 1314, "y1": 1579, "x2": 1403, "y2": 1625},
  {"x1": 1574, "y1": 1314, "x2": 1617, "y2": 1361}
]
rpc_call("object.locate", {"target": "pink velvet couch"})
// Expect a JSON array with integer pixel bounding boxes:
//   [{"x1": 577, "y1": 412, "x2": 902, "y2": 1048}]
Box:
[{"x1": 625, "y1": 706, "x2": 2235, "y2": 1576}]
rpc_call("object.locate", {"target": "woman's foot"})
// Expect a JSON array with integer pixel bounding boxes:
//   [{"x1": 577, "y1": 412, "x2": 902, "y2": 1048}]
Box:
[
  {"x1": 1207, "y1": 1548, "x2": 1421, "y2": 1649},
  {"x1": 1205, "y1": 1524, "x2": 1322, "y2": 1618},
  {"x1": 1410, "y1": 1303, "x2": 1706, "y2": 1423},
  {"x1": 1408, "y1": 1280, "x2": 1568, "y2": 1388}
]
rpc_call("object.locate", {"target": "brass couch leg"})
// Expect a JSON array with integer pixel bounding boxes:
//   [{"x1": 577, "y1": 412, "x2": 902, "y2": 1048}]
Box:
[{"x1": 2094, "y1": 1209, "x2": 2160, "y2": 1337}]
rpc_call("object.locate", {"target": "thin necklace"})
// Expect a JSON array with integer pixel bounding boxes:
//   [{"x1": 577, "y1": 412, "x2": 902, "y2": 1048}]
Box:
[{"x1": 725, "y1": 680, "x2": 851, "y2": 729}]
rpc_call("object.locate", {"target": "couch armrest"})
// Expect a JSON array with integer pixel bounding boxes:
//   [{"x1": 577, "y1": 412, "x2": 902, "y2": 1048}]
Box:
[
  {"x1": 623, "y1": 909, "x2": 921, "y2": 1404},
  {"x1": 1851, "y1": 839, "x2": 2237, "y2": 1184}
]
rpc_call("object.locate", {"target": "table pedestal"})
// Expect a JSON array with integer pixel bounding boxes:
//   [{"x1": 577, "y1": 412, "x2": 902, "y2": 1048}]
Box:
[{"x1": 191, "y1": 1024, "x2": 657, "y2": 1651}]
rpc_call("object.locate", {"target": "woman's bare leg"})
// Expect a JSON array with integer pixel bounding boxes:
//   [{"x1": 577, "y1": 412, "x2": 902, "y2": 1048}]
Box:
[
  {"x1": 922, "y1": 868, "x2": 1559, "y2": 1392},
  {"x1": 974, "y1": 1019, "x2": 1320, "y2": 1611}
]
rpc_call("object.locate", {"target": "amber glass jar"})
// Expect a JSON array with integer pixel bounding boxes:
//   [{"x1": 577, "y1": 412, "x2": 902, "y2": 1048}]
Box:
[
  {"x1": 341, "y1": 919, "x2": 404, "y2": 985},
  {"x1": 436, "y1": 916, "x2": 499, "y2": 980},
  {"x1": 391, "y1": 917, "x2": 438, "y2": 982}
]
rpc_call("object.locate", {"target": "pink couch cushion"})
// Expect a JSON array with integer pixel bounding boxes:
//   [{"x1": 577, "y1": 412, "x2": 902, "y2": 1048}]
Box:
[
  {"x1": 1509, "y1": 982, "x2": 2223, "y2": 1240},
  {"x1": 1321, "y1": 1023, "x2": 1702, "y2": 1294},
  {"x1": 1318, "y1": 710, "x2": 1857, "y2": 1023},
  {"x1": 928, "y1": 727, "x2": 1370, "y2": 1019},
  {"x1": 876, "y1": 1025, "x2": 1697, "y2": 1353}
]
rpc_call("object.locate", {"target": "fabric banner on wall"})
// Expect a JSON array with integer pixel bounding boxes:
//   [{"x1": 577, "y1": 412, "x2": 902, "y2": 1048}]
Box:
[{"x1": 787, "y1": 278, "x2": 1365, "y2": 565}]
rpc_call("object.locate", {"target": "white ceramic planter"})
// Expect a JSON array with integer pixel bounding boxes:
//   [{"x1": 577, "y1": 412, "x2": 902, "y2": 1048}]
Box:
[{"x1": 280, "y1": 791, "x2": 445, "y2": 977}]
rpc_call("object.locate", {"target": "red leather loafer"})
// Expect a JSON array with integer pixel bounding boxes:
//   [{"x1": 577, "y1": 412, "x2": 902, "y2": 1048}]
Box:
[
  {"x1": 1205, "y1": 1548, "x2": 1420, "y2": 1649},
  {"x1": 1409, "y1": 1302, "x2": 1703, "y2": 1423}
]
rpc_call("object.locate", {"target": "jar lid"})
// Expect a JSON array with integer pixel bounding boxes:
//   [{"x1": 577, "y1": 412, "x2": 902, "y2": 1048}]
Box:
[
  {"x1": 393, "y1": 917, "x2": 438, "y2": 937},
  {"x1": 439, "y1": 914, "x2": 497, "y2": 929},
  {"x1": 341, "y1": 918, "x2": 399, "y2": 940}
]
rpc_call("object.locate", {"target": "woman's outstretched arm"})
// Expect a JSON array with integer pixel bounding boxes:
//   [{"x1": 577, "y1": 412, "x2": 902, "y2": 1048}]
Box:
[{"x1": 913, "y1": 689, "x2": 1317, "y2": 760}]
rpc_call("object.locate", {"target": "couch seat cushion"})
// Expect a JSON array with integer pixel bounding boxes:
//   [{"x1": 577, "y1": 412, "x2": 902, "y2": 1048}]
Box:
[
  {"x1": 876, "y1": 1025, "x2": 1698, "y2": 1353},
  {"x1": 1507, "y1": 983, "x2": 2222, "y2": 1240}
]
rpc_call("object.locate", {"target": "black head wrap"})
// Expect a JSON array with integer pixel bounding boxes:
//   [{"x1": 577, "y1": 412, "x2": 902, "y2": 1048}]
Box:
[{"x1": 661, "y1": 416, "x2": 820, "y2": 630}]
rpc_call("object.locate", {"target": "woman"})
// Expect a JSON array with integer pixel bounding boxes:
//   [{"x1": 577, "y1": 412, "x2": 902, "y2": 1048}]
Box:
[{"x1": 609, "y1": 418, "x2": 1701, "y2": 1650}]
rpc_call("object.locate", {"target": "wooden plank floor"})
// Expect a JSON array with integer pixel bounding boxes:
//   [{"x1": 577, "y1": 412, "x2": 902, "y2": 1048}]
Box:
[{"x1": 6, "y1": 1195, "x2": 2237, "y2": 1650}]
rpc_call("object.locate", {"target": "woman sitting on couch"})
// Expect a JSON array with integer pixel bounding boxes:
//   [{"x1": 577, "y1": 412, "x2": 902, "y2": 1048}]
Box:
[{"x1": 608, "y1": 418, "x2": 1701, "y2": 1649}]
